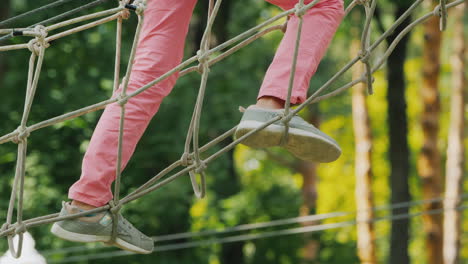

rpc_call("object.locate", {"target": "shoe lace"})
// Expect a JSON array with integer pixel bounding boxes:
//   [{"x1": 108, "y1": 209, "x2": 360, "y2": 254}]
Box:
[{"x1": 117, "y1": 215, "x2": 148, "y2": 239}]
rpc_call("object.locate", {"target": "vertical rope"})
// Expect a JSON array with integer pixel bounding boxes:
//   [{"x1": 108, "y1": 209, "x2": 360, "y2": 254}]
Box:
[
  {"x1": 5, "y1": 52, "x2": 35, "y2": 231},
  {"x1": 113, "y1": 15, "x2": 123, "y2": 93},
  {"x1": 5, "y1": 29, "x2": 47, "y2": 257},
  {"x1": 7, "y1": 141, "x2": 27, "y2": 258},
  {"x1": 281, "y1": 0, "x2": 318, "y2": 145},
  {"x1": 359, "y1": 0, "x2": 376, "y2": 94},
  {"x1": 110, "y1": 0, "x2": 146, "y2": 243},
  {"x1": 186, "y1": 0, "x2": 223, "y2": 198}
]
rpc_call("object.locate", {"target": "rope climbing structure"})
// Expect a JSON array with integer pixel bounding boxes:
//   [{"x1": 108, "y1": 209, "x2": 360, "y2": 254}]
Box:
[{"x1": 0, "y1": 0, "x2": 463, "y2": 258}]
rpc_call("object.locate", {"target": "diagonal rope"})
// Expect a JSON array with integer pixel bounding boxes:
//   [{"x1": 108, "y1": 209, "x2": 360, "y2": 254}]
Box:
[{"x1": 0, "y1": 0, "x2": 465, "y2": 259}]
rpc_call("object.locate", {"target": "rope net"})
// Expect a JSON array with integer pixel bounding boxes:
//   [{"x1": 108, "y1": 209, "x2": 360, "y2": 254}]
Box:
[{"x1": 0, "y1": 0, "x2": 462, "y2": 258}]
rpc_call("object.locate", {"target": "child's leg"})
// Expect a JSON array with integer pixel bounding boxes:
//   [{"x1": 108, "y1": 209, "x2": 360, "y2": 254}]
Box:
[
  {"x1": 236, "y1": 0, "x2": 344, "y2": 163},
  {"x1": 68, "y1": 0, "x2": 198, "y2": 207},
  {"x1": 258, "y1": 0, "x2": 344, "y2": 104}
]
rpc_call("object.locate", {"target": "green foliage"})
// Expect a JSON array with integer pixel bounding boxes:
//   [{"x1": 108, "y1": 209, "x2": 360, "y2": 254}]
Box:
[{"x1": 0, "y1": 0, "x2": 467, "y2": 264}]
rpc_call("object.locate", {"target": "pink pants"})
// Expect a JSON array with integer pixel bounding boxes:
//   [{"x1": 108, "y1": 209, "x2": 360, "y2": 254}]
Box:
[{"x1": 69, "y1": 0, "x2": 344, "y2": 207}]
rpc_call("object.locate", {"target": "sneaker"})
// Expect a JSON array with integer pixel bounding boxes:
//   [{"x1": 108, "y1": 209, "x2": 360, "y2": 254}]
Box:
[
  {"x1": 234, "y1": 106, "x2": 341, "y2": 163},
  {"x1": 234, "y1": 106, "x2": 285, "y2": 148},
  {"x1": 51, "y1": 202, "x2": 154, "y2": 254}
]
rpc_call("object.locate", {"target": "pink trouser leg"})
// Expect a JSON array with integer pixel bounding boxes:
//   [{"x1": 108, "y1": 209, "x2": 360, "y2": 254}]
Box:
[
  {"x1": 259, "y1": 0, "x2": 344, "y2": 104},
  {"x1": 69, "y1": 0, "x2": 198, "y2": 207}
]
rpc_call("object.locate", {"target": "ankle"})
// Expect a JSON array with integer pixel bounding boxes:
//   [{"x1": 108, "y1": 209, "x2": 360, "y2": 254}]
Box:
[
  {"x1": 256, "y1": 96, "x2": 285, "y2": 110},
  {"x1": 71, "y1": 200, "x2": 97, "y2": 210}
]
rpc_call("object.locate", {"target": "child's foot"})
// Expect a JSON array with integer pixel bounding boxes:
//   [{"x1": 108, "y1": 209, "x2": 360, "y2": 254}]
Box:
[
  {"x1": 234, "y1": 105, "x2": 286, "y2": 148},
  {"x1": 234, "y1": 105, "x2": 341, "y2": 163},
  {"x1": 51, "y1": 202, "x2": 154, "y2": 254}
]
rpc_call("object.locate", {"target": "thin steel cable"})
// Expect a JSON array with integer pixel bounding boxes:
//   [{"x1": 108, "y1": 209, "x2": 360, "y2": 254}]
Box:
[
  {"x1": 48, "y1": 203, "x2": 468, "y2": 263},
  {"x1": 0, "y1": 0, "x2": 76, "y2": 28},
  {"x1": 41, "y1": 193, "x2": 468, "y2": 257},
  {"x1": 0, "y1": 0, "x2": 111, "y2": 44},
  {"x1": 36, "y1": 0, "x2": 112, "y2": 28}
]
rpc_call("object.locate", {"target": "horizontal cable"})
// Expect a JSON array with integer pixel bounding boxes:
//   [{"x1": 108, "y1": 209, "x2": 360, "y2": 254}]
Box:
[
  {"x1": 41, "y1": 193, "x2": 468, "y2": 257},
  {"x1": 0, "y1": 0, "x2": 111, "y2": 44},
  {"x1": 48, "y1": 203, "x2": 468, "y2": 263},
  {"x1": 0, "y1": 0, "x2": 77, "y2": 28}
]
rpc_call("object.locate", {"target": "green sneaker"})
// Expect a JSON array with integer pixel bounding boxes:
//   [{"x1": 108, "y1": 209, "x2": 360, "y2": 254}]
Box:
[
  {"x1": 234, "y1": 106, "x2": 341, "y2": 163},
  {"x1": 51, "y1": 202, "x2": 154, "y2": 254}
]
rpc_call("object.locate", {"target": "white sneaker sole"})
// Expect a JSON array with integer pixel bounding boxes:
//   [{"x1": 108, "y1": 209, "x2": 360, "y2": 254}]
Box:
[
  {"x1": 235, "y1": 120, "x2": 341, "y2": 163},
  {"x1": 51, "y1": 223, "x2": 153, "y2": 254}
]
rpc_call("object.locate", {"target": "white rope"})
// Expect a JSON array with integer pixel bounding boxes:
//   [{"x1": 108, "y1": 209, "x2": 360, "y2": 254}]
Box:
[{"x1": 0, "y1": 0, "x2": 465, "y2": 258}]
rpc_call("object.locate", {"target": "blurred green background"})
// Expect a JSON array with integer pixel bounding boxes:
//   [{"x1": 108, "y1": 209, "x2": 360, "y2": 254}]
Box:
[{"x1": 0, "y1": 0, "x2": 466, "y2": 263}]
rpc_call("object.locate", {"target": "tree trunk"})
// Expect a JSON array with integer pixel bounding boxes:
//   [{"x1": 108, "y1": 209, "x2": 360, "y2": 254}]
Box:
[
  {"x1": 351, "y1": 12, "x2": 377, "y2": 263},
  {"x1": 418, "y1": 1, "x2": 443, "y2": 264},
  {"x1": 219, "y1": 138, "x2": 245, "y2": 264},
  {"x1": 298, "y1": 105, "x2": 320, "y2": 264},
  {"x1": 385, "y1": 7, "x2": 412, "y2": 264},
  {"x1": 443, "y1": 3, "x2": 466, "y2": 264}
]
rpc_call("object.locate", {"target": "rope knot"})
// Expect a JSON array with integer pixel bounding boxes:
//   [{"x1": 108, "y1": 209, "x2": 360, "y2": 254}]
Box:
[
  {"x1": 27, "y1": 39, "x2": 42, "y2": 55},
  {"x1": 294, "y1": 3, "x2": 306, "y2": 17},
  {"x1": 27, "y1": 37, "x2": 49, "y2": 56},
  {"x1": 120, "y1": 9, "x2": 131, "y2": 20},
  {"x1": 133, "y1": 0, "x2": 147, "y2": 15},
  {"x1": 108, "y1": 200, "x2": 122, "y2": 215},
  {"x1": 281, "y1": 112, "x2": 293, "y2": 124},
  {"x1": 358, "y1": 49, "x2": 371, "y2": 63},
  {"x1": 194, "y1": 161, "x2": 207, "y2": 174},
  {"x1": 28, "y1": 26, "x2": 49, "y2": 55},
  {"x1": 181, "y1": 152, "x2": 193, "y2": 167},
  {"x1": 196, "y1": 50, "x2": 211, "y2": 73},
  {"x1": 117, "y1": 94, "x2": 128, "y2": 106},
  {"x1": 197, "y1": 63, "x2": 210, "y2": 74},
  {"x1": 197, "y1": 50, "x2": 210, "y2": 65},
  {"x1": 34, "y1": 25, "x2": 48, "y2": 39},
  {"x1": 12, "y1": 127, "x2": 30, "y2": 144},
  {"x1": 14, "y1": 223, "x2": 27, "y2": 235}
]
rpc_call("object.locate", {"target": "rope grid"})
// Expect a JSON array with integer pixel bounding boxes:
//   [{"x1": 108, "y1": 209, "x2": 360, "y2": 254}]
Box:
[{"x1": 0, "y1": 0, "x2": 462, "y2": 258}]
